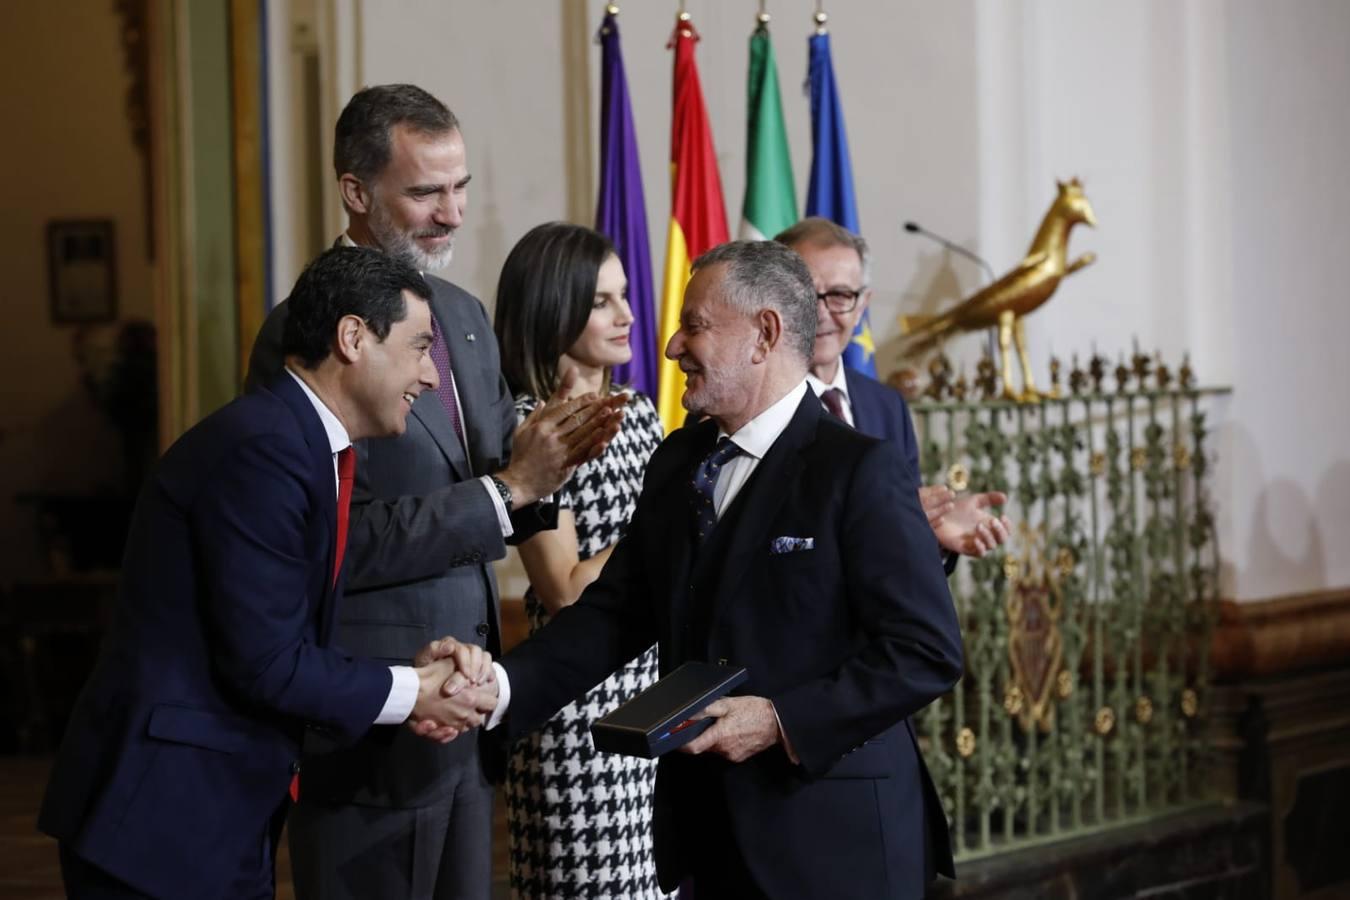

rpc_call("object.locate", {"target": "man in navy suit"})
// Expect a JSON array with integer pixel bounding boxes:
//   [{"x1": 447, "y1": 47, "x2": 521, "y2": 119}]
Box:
[
  {"x1": 38, "y1": 247, "x2": 498, "y2": 899},
  {"x1": 473, "y1": 241, "x2": 964, "y2": 898},
  {"x1": 775, "y1": 217, "x2": 1010, "y2": 561}
]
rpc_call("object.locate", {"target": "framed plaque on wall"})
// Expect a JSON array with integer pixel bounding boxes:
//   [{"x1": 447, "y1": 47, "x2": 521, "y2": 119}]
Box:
[{"x1": 48, "y1": 219, "x2": 117, "y2": 324}]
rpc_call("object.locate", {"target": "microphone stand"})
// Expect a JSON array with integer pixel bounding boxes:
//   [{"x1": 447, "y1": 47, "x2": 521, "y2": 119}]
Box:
[{"x1": 902, "y1": 221, "x2": 999, "y2": 363}]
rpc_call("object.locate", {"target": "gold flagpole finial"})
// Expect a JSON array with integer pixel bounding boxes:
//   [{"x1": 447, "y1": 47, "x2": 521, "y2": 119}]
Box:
[
  {"x1": 606, "y1": 3, "x2": 619, "y2": 15},
  {"x1": 814, "y1": 0, "x2": 828, "y2": 34},
  {"x1": 677, "y1": 1, "x2": 689, "y2": 23},
  {"x1": 757, "y1": 1, "x2": 769, "y2": 25}
]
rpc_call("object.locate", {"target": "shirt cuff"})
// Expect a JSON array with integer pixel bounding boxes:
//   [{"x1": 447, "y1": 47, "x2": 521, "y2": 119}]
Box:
[
  {"x1": 479, "y1": 476, "x2": 514, "y2": 539},
  {"x1": 375, "y1": 666, "x2": 419, "y2": 725},
  {"x1": 769, "y1": 700, "x2": 800, "y2": 765},
  {"x1": 485, "y1": 662, "x2": 512, "y2": 730}
]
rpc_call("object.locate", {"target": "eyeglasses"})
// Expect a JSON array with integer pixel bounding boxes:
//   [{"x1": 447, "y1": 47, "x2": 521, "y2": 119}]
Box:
[{"x1": 816, "y1": 288, "x2": 865, "y2": 313}]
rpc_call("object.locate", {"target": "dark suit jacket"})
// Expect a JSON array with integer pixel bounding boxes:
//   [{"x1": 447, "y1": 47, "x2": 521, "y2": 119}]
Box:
[
  {"x1": 37, "y1": 374, "x2": 391, "y2": 900},
  {"x1": 246, "y1": 273, "x2": 533, "y2": 806},
  {"x1": 846, "y1": 367, "x2": 960, "y2": 578},
  {"x1": 846, "y1": 366, "x2": 920, "y2": 476},
  {"x1": 499, "y1": 391, "x2": 964, "y2": 898}
]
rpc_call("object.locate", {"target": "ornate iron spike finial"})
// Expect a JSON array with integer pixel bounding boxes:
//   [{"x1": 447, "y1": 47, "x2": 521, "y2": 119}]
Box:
[
  {"x1": 1088, "y1": 350, "x2": 1107, "y2": 394},
  {"x1": 1114, "y1": 353, "x2": 1131, "y2": 395},
  {"x1": 1069, "y1": 353, "x2": 1087, "y2": 396},
  {"x1": 1048, "y1": 355, "x2": 1063, "y2": 398},
  {"x1": 952, "y1": 369, "x2": 969, "y2": 403},
  {"x1": 1130, "y1": 337, "x2": 1152, "y2": 389},
  {"x1": 976, "y1": 348, "x2": 999, "y2": 400},
  {"x1": 1155, "y1": 351, "x2": 1172, "y2": 391},
  {"x1": 925, "y1": 353, "x2": 953, "y2": 401},
  {"x1": 1179, "y1": 353, "x2": 1196, "y2": 391}
]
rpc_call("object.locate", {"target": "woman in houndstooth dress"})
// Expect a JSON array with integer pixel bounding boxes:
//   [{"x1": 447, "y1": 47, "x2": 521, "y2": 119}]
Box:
[{"x1": 493, "y1": 222, "x2": 669, "y2": 899}]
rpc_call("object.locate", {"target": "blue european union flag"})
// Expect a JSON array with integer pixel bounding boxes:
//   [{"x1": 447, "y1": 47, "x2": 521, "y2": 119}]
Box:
[{"x1": 804, "y1": 31, "x2": 876, "y2": 377}]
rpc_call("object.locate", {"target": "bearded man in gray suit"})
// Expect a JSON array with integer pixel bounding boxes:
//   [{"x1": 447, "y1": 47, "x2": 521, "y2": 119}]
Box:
[{"x1": 247, "y1": 84, "x2": 623, "y2": 900}]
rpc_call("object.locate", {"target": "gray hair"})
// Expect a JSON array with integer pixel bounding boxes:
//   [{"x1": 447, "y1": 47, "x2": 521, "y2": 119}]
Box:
[
  {"x1": 691, "y1": 240, "x2": 817, "y2": 362},
  {"x1": 773, "y1": 216, "x2": 872, "y2": 286},
  {"x1": 334, "y1": 84, "x2": 460, "y2": 184}
]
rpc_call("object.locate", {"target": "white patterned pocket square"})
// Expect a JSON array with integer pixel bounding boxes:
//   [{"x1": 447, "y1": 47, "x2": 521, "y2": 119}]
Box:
[{"x1": 770, "y1": 536, "x2": 815, "y2": 555}]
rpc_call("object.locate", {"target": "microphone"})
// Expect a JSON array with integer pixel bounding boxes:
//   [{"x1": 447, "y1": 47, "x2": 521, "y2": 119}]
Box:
[{"x1": 903, "y1": 221, "x2": 996, "y2": 284}]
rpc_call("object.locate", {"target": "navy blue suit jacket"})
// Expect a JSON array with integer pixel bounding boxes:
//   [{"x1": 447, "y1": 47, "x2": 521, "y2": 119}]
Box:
[
  {"x1": 845, "y1": 367, "x2": 920, "y2": 476},
  {"x1": 846, "y1": 368, "x2": 961, "y2": 578},
  {"x1": 38, "y1": 374, "x2": 391, "y2": 900},
  {"x1": 500, "y1": 392, "x2": 963, "y2": 898}
]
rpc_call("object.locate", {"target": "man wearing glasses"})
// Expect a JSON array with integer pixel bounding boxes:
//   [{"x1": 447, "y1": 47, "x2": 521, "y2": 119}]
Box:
[{"x1": 775, "y1": 217, "x2": 1010, "y2": 562}]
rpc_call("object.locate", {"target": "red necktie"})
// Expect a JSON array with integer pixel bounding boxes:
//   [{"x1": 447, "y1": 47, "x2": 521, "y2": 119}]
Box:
[
  {"x1": 821, "y1": 388, "x2": 848, "y2": 421},
  {"x1": 295, "y1": 446, "x2": 355, "y2": 804},
  {"x1": 332, "y1": 446, "x2": 356, "y2": 587}
]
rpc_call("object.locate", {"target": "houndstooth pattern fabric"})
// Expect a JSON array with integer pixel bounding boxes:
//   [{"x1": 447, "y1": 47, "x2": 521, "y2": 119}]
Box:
[{"x1": 505, "y1": 390, "x2": 670, "y2": 899}]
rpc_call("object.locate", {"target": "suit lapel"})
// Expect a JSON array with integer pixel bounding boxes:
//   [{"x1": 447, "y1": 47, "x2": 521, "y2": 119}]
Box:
[
  {"x1": 433, "y1": 284, "x2": 492, "y2": 468},
  {"x1": 844, "y1": 368, "x2": 875, "y2": 436},
  {"x1": 704, "y1": 393, "x2": 820, "y2": 641},
  {"x1": 269, "y1": 373, "x2": 341, "y2": 623}
]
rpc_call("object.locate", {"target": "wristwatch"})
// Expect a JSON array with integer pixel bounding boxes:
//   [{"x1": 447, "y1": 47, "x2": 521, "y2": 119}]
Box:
[{"x1": 489, "y1": 475, "x2": 514, "y2": 512}]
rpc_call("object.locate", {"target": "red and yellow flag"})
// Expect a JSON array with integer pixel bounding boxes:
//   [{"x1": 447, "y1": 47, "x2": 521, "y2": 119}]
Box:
[{"x1": 657, "y1": 14, "x2": 729, "y2": 433}]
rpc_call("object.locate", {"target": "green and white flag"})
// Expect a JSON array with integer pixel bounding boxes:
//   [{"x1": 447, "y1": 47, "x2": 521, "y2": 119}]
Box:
[{"x1": 740, "y1": 21, "x2": 797, "y2": 240}]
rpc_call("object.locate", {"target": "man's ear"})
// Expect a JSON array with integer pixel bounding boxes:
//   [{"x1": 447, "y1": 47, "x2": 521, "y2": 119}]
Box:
[
  {"x1": 333, "y1": 314, "x2": 365, "y2": 364},
  {"x1": 752, "y1": 308, "x2": 783, "y2": 363},
  {"x1": 857, "y1": 287, "x2": 873, "y2": 317},
  {"x1": 338, "y1": 174, "x2": 372, "y2": 216}
]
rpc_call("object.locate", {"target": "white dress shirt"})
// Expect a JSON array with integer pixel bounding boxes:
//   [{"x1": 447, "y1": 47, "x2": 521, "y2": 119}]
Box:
[
  {"x1": 805, "y1": 364, "x2": 854, "y2": 427},
  {"x1": 286, "y1": 368, "x2": 419, "y2": 725}
]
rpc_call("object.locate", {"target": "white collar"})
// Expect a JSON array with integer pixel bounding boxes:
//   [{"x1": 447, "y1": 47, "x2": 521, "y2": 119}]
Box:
[
  {"x1": 805, "y1": 362, "x2": 849, "y2": 400},
  {"x1": 285, "y1": 367, "x2": 351, "y2": 456},
  {"x1": 719, "y1": 379, "x2": 810, "y2": 460}
]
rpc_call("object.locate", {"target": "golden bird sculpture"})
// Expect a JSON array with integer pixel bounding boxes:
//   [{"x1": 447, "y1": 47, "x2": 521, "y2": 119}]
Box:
[{"x1": 901, "y1": 178, "x2": 1097, "y2": 402}]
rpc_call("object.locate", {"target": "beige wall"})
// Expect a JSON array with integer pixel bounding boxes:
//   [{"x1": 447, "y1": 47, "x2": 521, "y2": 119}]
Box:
[{"x1": 0, "y1": 4, "x2": 154, "y2": 584}]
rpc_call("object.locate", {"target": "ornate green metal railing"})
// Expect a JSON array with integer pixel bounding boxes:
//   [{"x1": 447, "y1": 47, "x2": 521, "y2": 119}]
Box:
[{"x1": 911, "y1": 379, "x2": 1230, "y2": 858}]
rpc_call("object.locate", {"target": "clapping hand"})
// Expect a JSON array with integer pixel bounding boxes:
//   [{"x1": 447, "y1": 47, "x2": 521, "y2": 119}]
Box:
[
  {"x1": 921, "y1": 486, "x2": 1012, "y2": 558},
  {"x1": 406, "y1": 638, "x2": 500, "y2": 744},
  {"x1": 495, "y1": 368, "x2": 627, "y2": 508}
]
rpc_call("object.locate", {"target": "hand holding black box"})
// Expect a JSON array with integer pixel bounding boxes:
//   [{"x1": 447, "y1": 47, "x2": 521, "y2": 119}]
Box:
[{"x1": 590, "y1": 662, "x2": 749, "y2": 758}]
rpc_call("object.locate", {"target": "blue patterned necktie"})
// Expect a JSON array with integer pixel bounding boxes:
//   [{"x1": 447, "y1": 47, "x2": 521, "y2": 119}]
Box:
[{"x1": 690, "y1": 437, "x2": 742, "y2": 546}]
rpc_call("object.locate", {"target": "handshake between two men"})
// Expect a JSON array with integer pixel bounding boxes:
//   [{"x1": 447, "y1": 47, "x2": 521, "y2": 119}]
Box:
[
  {"x1": 401, "y1": 639, "x2": 785, "y2": 764},
  {"x1": 405, "y1": 638, "x2": 500, "y2": 744}
]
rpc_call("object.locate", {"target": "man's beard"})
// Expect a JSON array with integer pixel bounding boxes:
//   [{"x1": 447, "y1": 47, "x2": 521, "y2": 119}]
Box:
[{"x1": 368, "y1": 201, "x2": 455, "y2": 271}]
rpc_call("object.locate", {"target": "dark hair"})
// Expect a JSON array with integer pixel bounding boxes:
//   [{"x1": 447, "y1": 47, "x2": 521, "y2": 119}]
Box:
[
  {"x1": 774, "y1": 216, "x2": 871, "y2": 285},
  {"x1": 334, "y1": 84, "x2": 460, "y2": 184},
  {"x1": 282, "y1": 246, "x2": 432, "y2": 368},
  {"x1": 692, "y1": 240, "x2": 818, "y2": 362},
  {"x1": 493, "y1": 222, "x2": 617, "y2": 400}
]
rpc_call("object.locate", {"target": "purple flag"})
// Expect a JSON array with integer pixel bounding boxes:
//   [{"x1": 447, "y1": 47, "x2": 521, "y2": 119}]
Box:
[{"x1": 595, "y1": 10, "x2": 656, "y2": 394}]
